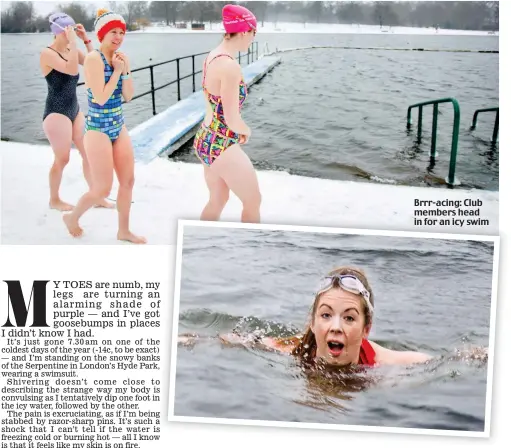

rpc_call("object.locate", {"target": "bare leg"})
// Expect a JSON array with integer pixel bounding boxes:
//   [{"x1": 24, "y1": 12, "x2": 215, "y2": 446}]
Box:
[
  {"x1": 43, "y1": 113, "x2": 74, "y2": 211},
  {"x1": 112, "y1": 127, "x2": 146, "y2": 244},
  {"x1": 200, "y1": 165, "x2": 230, "y2": 221},
  {"x1": 211, "y1": 144, "x2": 261, "y2": 223},
  {"x1": 63, "y1": 131, "x2": 114, "y2": 238},
  {"x1": 72, "y1": 112, "x2": 114, "y2": 209}
]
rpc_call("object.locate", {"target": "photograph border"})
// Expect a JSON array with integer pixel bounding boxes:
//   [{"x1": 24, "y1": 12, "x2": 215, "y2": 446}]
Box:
[{"x1": 168, "y1": 219, "x2": 500, "y2": 439}]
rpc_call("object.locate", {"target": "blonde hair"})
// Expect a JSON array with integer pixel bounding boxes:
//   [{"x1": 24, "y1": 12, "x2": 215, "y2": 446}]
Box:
[{"x1": 291, "y1": 266, "x2": 375, "y2": 363}]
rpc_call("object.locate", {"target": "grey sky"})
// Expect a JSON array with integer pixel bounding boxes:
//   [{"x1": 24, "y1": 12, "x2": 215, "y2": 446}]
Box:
[{"x1": 1, "y1": 1, "x2": 105, "y2": 16}]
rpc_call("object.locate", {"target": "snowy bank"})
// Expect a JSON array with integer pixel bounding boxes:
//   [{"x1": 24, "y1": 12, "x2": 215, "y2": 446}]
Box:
[
  {"x1": 132, "y1": 21, "x2": 498, "y2": 37},
  {"x1": 1, "y1": 142, "x2": 498, "y2": 246}
]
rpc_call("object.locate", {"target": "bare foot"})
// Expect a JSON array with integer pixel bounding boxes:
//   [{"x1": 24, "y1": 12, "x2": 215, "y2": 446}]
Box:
[
  {"x1": 94, "y1": 199, "x2": 115, "y2": 209},
  {"x1": 50, "y1": 200, "x2": 74, "y2": 212},
  {"x1": 117, "y1": 231, "x2": 147, "y2": 244},
  {"x1": 63, "y1": 214, "x2": 83, "y2": 238}
]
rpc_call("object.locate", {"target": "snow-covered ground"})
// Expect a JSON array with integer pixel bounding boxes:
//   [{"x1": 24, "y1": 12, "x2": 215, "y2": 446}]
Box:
[
  {"x1": 132, "y1": 21, "x2": 498, "y2": 36},
  {"x1": 1, "y1": 142, "x2": 498, "y2": 246}
]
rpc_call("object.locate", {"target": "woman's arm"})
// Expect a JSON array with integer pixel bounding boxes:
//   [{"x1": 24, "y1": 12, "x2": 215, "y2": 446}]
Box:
[
  {"x1": 75, "y1": 24, "x2": 94, "y2": 65},
  {"x1": 219, "y1": 333, "x2": 298, "y2": 354},
  {"x1": 84, "y1": 51, "x2": 123, "y2": 106},
  {"x1": 115, "y1": 52, "x2": 134, "y2": 102},
  {"x1": 370, "y1": 341, "x2": 433, "y2": 366},
  {"x1": 40, "y1": 27, "x2": 79, "y2": 76},
  {"x1": 219, "y1": 60, "x2": 251, "y2": 136},
  {"x1": 177, "y1": 332, "x2": 301, "y2": 356}
]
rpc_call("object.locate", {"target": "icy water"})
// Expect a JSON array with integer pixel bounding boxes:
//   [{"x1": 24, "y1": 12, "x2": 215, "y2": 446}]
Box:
[{"x1": 1, "y1": 32, "x2": 498, "y2": 189}]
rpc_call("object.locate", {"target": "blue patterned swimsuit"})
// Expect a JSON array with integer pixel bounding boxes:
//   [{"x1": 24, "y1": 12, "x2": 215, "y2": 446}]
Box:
[{"x1": 85, "y1": 50, "x2": 124, "y2": 142}]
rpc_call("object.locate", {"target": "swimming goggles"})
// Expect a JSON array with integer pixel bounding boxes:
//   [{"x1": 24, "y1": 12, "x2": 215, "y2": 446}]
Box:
[
  {"x1": 50, "y1": 19, "x2": 77, "y2": 32},
  {"x1": 231, "y1": 14, "x2": 257, "y2": 34},
  {"x1": 316, "y1": 274, "x2": 374, "y2": 315},
  {"x1": 245, "y1": 19, "x2": 257, "y2": 33}
]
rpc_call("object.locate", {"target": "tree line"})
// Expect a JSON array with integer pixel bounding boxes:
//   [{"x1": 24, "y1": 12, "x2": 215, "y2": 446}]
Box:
[{"x1": 1, "y1": 1, "x2": 499, "y2": 33}]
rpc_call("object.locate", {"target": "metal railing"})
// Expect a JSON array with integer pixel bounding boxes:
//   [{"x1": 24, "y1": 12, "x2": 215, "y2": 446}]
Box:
[
  {"x1": 470, "y1": 107, "x2": 499, "y2": 146},
  {"x1": 78, "y1": 41, "x2": 259, "y2": 115},
  {"x1": 407, "y1": 98, "x2": 460, "y2": 186}
]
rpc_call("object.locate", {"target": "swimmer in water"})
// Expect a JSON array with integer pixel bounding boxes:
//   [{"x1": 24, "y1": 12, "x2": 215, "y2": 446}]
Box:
[
  {"x1": 193, "y1": 4, "x2": 261, "y2": 223},
  {"x1": 259, "y1": 267, "x2": 433, "y2": 367},
  {"x1": 40, "y1": 12, "x2": 112, "y2": 211},
  {"x1": 179, "y1": 266, "x2": 433, "y2": 367},
  {"x1": 63, "y1": 9, "x2": 146, "y2": 244}
]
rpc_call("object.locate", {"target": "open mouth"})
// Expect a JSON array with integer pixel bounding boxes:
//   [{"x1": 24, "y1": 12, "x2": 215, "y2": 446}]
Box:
[{"x1": 327, "y1": 341, "x2": 345, "y2": 356}]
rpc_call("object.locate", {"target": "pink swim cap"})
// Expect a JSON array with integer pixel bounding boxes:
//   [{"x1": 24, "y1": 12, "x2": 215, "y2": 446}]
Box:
[{"x1": 222, "y1": 4, "x2": 257, "y2": 34}]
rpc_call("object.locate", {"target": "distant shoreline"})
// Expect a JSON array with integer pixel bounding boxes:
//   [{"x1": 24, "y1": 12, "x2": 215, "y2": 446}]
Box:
[{"x1": 2, "y1": 21, "x2": 499, "y2": 37}]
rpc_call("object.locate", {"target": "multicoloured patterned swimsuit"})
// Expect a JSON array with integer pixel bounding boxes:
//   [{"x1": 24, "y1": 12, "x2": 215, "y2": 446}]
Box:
[
  {"x1": 193, "y1": 54, "x2": 248, "y2": 166},
  {"x1": 85, "y1": 50, "x2": 124, "y2": 142}
]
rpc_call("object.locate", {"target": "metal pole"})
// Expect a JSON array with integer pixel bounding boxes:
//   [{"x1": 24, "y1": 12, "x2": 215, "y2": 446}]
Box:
[
  {"x1": 150, "y1": 66, "x2": 156, "y2": 115},
  {"x1": 418, "y1": 105, "x2": 423, "y2": 142},
  {"x1": 406, "y1": 106, "x2": 412, "y2": 129},
  {"x1": 492, "y1": 109, "x2": 499, "y2": 145},
  {"x1": 192, "y1": 55, "x2": 196, "y2": 92},
  {"x1": 238, "y1": 52, "x2": 241, "y2": 64},
  {"x1": 470, "y1": 110, "x2": 479, "y2": 130},
  {"x1": 176, "y1": 58, "x2": 181, "y2": 101},
  {"x1": 447, "y1": 100, "x2": 460, "y2": 186},
  {"x1": 247, "y1": 47, "x2": 250, "y2": 64},
  {"x1": 431, "y1": 103, "x2": 438, "y2": 157}
]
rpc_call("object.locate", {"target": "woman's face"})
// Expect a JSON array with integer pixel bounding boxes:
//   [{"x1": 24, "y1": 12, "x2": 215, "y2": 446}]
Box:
[
  {"x1": 311, "y1": 287, "x2": 370, "y2": 366},
  {"x1": 103, "y1": 28, "x2": 125, "y2": 49}
]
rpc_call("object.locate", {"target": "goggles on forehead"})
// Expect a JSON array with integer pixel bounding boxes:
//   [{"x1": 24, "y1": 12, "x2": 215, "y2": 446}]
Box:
[
  {"x1": 230, "y1": 14, "x2": 257, "y2": 33},
  {"x1": 50, "y1": 19, "x2": 77, "y2": 32},
  {"x1": 245, "y1": 20, "x2": 256, "y2": 32},
  {"x1": 316, "y1": 274, "x2": 374, "y2": 315}
]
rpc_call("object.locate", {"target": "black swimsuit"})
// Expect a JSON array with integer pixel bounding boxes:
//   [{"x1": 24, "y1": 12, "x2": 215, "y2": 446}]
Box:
[{"x1": 43, "y1": 47, "x2": 80, "y2": 122}]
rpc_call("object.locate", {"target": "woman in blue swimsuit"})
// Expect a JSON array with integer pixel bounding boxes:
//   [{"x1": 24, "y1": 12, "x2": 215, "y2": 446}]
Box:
[
  {"x1": 39, "y1": 13, "x2": 111, "y2": 210},
  {"x1": 63, "y1": 9, "x2": 146, "y2": 244}
]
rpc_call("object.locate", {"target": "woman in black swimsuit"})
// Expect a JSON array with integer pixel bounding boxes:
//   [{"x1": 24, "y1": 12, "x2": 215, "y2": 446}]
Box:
[{"x1": 40, "y1": 12, "x2": 112, "y2": 211}]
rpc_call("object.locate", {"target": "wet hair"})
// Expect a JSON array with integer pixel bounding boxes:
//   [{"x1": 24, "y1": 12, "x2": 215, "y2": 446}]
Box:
[{"x1": 291, "y1": 266, "x2": 375, "y2": 363}]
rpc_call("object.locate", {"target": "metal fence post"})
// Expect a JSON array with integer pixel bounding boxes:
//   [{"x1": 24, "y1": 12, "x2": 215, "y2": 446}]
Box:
[
  {"x1": 417, "y1": 105, "x2": 423, "y2": 142},
  {"x1": 447, "y1": 99, "x2": 460, "y2": 186},
  {"x1": 176, "y1": 58, "x2": 181, "y2": 101},
  {"x1": 431, "y1": 103, "x2": 438, "y2": 157},
  {"x1": 192, "y1": 55, "x2": 196, "y2": 92},
  {"x1": 492, "y1": 109, "x2": 499, "y2": 145},
  {"x1": 150, "y1": 66, "x2": 156, "y2": 115}
]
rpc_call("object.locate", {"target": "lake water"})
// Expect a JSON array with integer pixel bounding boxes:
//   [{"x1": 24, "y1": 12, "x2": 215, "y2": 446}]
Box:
[{"x1": 1, "y1": 32, "x2": 498, "y2": 189}]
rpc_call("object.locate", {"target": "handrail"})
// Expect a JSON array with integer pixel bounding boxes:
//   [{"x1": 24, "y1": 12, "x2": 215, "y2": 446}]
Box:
[
  {"x1": 77, "y1": 41, "x2": 259, "y2": 115},
  {"x1": 470, "y1": 107, "x2": 498, "y2": 146},
  {"x1": 407, "y1": 97, "x2": 460, "y2": 186}
]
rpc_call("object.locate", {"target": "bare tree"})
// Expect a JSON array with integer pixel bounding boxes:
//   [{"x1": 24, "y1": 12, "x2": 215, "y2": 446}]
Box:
[
  {"x1": 1, "y1": 1, "x2": 35, "y2": 32},
  {"x1": 57, "y1": 2, "x2": 94, "y2": 30},
  {"x1": 251, "y1": 1, "x2": 269, "y2": 27}
]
